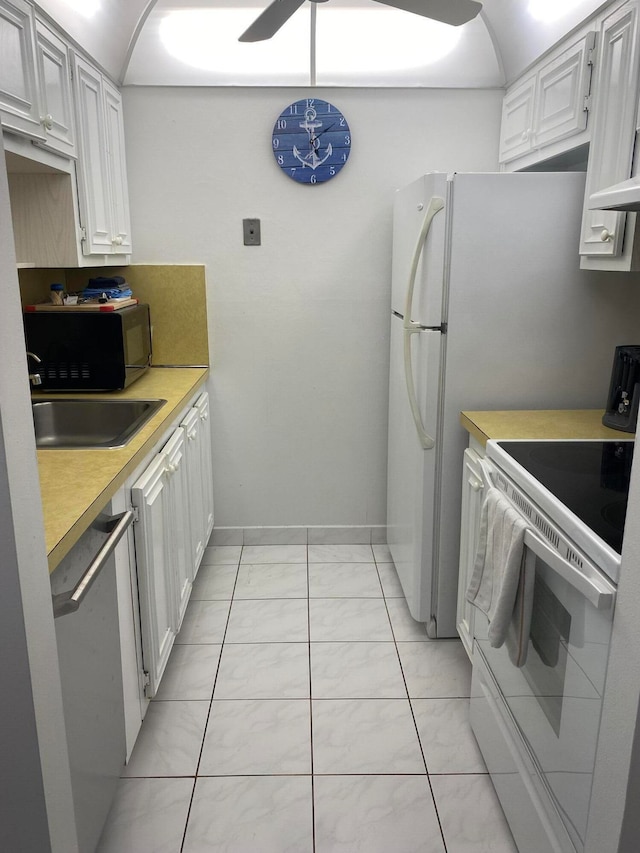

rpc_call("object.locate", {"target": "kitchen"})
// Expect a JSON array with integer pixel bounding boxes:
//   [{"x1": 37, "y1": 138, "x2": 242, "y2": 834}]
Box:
[{"x1": 3, "y1": 0, "x2": 640, "y2": 851}]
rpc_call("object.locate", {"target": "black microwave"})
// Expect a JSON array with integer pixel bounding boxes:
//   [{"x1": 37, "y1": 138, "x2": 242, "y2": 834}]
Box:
[{"x1": 23, "y1": 303, "x2": 152, "y2": 391}]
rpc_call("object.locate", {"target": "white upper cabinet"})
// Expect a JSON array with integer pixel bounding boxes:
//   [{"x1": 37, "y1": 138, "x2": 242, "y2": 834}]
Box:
[
  {"x1": 499, "y1": 30, "x2": 595, "y2": 168},
  {"x1": 499, "y1": 74, "x2": 537, "y2": 164},
  {"x1": 579, "y1": 0, "x2": 640, "y2": 270},
  {"x1": 0, "y1": 1, "x2": 76, "y2": 156},
  {"x1": 535, "y1": 32, "x2": 595, "y2": 149},
  {"x1": 0, "y1": 0, "x2": 42, "y2": 139},
  {"x1": 72, "y1": 53, "x2": 132, "y2": 258},
  {"x1": 34, "y1": 18, "x2": 75, "y2": 158}
]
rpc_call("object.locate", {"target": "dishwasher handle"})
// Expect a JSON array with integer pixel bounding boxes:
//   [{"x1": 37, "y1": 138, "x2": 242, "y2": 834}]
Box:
[{"x1": 52, "y1": 510, "x2": 134, "y2": 619}]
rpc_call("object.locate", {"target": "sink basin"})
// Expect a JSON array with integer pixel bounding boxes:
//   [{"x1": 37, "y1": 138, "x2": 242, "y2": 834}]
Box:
[{"x1": 32, "y1": 398, "x2": 167, "y2": 449}]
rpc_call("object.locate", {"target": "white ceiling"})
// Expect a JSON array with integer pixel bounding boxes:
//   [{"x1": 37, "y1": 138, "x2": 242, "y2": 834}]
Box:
[{"x1": 34, "y1": 0, "x2": 611, "y2": 86}]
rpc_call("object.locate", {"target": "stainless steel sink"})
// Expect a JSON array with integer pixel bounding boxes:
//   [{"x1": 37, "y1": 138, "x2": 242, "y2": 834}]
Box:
[{"x1": 32, "y1": 398, "x2": 167, "y2": 449}]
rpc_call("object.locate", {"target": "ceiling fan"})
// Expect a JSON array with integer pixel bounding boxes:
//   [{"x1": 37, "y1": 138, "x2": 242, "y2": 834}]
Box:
[{"x1": 238, "y1": 0, "x2": 483, "y2": 42}]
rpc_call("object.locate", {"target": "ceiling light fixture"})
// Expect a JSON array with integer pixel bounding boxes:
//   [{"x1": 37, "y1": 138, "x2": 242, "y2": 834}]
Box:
[
  {"x1": 159, "y1": 5, "x2": 461, "y2": 80},
  {"x1": 527, "y1": 0, "x2": 584, "y2": 23},
  {"x1": 159, "y1": 9, "x2": 308, "y2": 75},
  {"x1": 62, "y1": 0, "x2": 101, "y2": 18}
]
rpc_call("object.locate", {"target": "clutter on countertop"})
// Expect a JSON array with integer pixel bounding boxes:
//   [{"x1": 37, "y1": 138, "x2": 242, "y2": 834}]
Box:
[
  {"x1": 24, "y1": 275, "x2": 136, "y2": 312},
  {"x1": 49, "y1": 283, "x2": 64, "y2": 305},
  {"x1": 24, "y1": 297, "x2": 139, "y2": 312}
]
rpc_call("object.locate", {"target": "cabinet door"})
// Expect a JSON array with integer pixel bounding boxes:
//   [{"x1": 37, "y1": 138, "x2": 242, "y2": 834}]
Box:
[
  {"x1": 164, "y1": 427, "x2": 192, "y2": 630},
  {"x1": 130, "y1": 453, "x2": 176, "y2": 699},
  {"x1": 195, "y1": 392, "x2": 215, "y2": 547},
  {"x1": 73, "y1": 54, "x2": 113, "y2": 255},
  {"x1": 34, "y1": 20, "x2": 75, "y2": 158},
  {"x1": 579, "y1": 1, "x2": 640, "y2": 262},
  {"x1": 103, "y1": 78, "x2": 132, "y2": 254},
  {"x1": 499, "y1": 75, "x2": 536, "y2": 163},
  {"x1": 535, "y1": 31, "x2": 595, "y2": 149},
  {"x1": 181, "y1": 407, "x2": 204, "y2": 579},
  {"x1": 0, "y1": 0, "x2": 43, "y2": 139},
  {"x1": 457, "y1": 448, "x2": 485, "y2": 660}
]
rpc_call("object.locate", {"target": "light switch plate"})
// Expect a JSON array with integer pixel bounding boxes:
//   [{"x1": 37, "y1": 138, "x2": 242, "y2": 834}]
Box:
[{"x1": 243, "y1": 219, "x2": 261, "y2": 246}]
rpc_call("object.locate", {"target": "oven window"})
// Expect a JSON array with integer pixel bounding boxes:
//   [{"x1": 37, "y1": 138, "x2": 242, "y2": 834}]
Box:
[{"x1": 525, "y1": 574, "x2": 572, "y2": 736}]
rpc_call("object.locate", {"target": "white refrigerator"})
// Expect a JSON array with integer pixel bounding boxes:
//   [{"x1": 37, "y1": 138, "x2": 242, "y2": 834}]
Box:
[{"x1": 387, "y1": 171, "x2": 640, "y2": 637}]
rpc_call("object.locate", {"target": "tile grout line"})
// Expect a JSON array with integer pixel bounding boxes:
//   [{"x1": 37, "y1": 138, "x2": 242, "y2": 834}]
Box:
[
  {"x1": 178, "y1": 547, "x2": 242, "y2": 853},
  {"x1": 373, "y1": 556, "x2": 451, "y2": 853},
  {"x1": 307, "y1": 543, "x2": 317, "y2": 853}
]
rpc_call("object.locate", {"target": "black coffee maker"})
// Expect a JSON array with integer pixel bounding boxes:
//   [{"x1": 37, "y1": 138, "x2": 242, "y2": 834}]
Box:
[{"x1": 603, "y1": 345, "x2": 640, "y2": 432}]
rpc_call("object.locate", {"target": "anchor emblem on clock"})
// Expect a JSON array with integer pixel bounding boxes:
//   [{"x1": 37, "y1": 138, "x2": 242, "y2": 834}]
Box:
[
  {"x1": 293, "y1": 106, "x2": 333, "y2": 170},
  {"x1": 272, "y1": 99, "x2": 351, "y2": 185}
]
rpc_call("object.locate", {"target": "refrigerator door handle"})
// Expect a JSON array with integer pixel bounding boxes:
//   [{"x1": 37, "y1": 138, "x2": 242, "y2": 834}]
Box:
[{"x1": 402, "y1": 196, "x2": 445, "y2": 450}]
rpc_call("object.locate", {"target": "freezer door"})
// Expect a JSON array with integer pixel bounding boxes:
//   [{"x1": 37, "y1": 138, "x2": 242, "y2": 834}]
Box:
[
  {"x1": 387, "y1": 315, "x2": 443, "y2": 626},
  {"x1": 391, "y1": 173, "x2": 448, "y2": 327}
]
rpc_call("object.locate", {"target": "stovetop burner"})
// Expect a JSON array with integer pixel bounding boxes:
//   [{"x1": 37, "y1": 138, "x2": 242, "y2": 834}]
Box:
[{"x1": 495, "y1": 440, "x2": 634, "y2": 555}]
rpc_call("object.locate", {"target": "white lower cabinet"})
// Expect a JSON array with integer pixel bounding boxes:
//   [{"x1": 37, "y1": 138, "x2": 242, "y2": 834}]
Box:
[
  {"x1": 130, "y1": 445, "x2": 177, "y2": 700},
  {"x1": 164, "y1": 427, "x2": 193, "y2": 628},
  {"x1": 457, "y1": 444, "x2": 486, "y2": 659},
  {"x1": 123, "y1": 389, "x2": 214, "y2": 724},
  {"x1": 181, "y1": 391, "x2": 215, "y2": 580},
  {"x1": 195, "y1": 392, "x2": 215, "y2": 557}
]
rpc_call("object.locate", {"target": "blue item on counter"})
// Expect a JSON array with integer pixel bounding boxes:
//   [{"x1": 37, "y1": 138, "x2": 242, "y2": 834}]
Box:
[
  {"x1": 83, "y1": 275, "x2": 132, "y2": 300},
  {"x1": 87, "y1": 276, "x2": 127, "y2": 288},
  {"x1": 82, "y1": 288, "x2": 133, "y2": 300}
]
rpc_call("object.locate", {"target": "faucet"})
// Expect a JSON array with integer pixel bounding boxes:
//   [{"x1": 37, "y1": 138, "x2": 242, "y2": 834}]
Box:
[{"x1": 26, "y1": 351, "x2": 42, "y2": 387}]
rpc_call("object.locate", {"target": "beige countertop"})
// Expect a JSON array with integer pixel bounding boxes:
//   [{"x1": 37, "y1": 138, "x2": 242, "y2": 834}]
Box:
[
  {"x1": 460, "y1": 409, "x2": 631, "y2": 447},
  {"x1": 36, "y1": 367, "x2": 208, "y2": 572}
]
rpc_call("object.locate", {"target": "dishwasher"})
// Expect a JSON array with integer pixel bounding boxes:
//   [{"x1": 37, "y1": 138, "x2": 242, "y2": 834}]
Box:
[{"x1": 50, "y1": 507, "x2": 132, "y2": 853}]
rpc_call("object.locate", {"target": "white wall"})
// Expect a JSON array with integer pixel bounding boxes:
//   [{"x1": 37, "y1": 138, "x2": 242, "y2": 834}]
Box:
[{"x1": 123, "y1": 86, "x2": 502, "y2": 528}]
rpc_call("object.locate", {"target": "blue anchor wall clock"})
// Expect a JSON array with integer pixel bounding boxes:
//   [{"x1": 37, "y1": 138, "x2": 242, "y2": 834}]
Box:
[{"x1": 272, "y1": 99, "x2": 351, "y2": 185}]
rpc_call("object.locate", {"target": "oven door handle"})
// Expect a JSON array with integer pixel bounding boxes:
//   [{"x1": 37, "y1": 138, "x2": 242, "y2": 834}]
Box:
[{"x1": 523, "y1": 529, "x2": 616, "y2": 610}]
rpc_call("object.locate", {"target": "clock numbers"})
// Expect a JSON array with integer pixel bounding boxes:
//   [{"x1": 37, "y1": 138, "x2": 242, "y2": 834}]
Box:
[{"x1": 272, "y1": 99, "x2": 351, "y2": 185}]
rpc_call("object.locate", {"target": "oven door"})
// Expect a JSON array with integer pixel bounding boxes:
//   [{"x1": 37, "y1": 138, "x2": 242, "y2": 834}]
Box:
[{"x1": 473, "y1": 529, "x2": 616, "y2": 853}]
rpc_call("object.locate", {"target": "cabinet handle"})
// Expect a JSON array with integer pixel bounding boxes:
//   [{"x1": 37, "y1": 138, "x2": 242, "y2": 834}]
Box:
[
  {"x1": 112, "y1": 235, "x2": 124, "y2": 246},
  {"x1": 165, "y1": 462, "x2": 177, "y2": 474},
  {"x1": 188, "y1": 429, "x2": 197, "y2": 441},
  {"x1": 199, "y1": 411, "x2": 208, "y2": 421},
  {"x1": 41, "y1": 114, "x2": 53, "y2": 130},
  {"x1": 52, "y1": 510, "x2": 134, "y2": 618},
  {"x1": 600, "y1": 229, "x2": 615, "y2": 242}
]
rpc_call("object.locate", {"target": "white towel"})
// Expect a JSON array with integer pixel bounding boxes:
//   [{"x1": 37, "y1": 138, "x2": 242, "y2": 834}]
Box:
[{"x1": 466, "y1": 487, "x2": 533, "y2": 667}]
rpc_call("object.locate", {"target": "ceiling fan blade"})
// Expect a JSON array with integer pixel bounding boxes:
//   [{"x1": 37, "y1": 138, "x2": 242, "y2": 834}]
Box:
[
  {"x1": 371, "y1": 0, "x2": 482, "y2": 27},
  {"x1": 239, "y1": 0, "x2": 307, "y2": 42}
]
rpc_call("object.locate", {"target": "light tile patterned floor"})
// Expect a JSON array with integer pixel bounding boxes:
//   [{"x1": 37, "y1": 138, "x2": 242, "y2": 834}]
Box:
[{"x1": 98, "y1": 544, "x2": 518, "y2": 853}]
